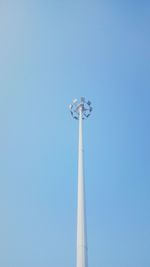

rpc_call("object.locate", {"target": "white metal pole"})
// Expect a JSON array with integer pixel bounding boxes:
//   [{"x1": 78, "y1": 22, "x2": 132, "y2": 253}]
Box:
[
  {"x1": 77, "y1": 106, "x2": 88, "y2": 267},
  {"x1": 69, "y1": 97, "x2": 92, "y2": 267}
]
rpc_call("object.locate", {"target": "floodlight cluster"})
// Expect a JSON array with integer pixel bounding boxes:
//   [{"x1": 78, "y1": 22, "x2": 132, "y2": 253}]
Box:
[{"x1": 69, "y1": 97, "x2": 93, "y2": 120}]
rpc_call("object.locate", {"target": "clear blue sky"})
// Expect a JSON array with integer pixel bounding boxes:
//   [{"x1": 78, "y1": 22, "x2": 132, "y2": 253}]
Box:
[{"x1": 0, "y1": 1, "x2": 150, "y2": 266}]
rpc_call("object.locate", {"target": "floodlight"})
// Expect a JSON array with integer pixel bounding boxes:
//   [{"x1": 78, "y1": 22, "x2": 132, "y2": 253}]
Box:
[
  {"x1": 81, "y1": 97, "x2": 85, "y2": 102},
  {"x1": 69, "y1": 97, "x2": 92, "y2": 120},
  {"x1": 87, "y1": 101, "x2": 91, "y2": 106},
  {"x1": 74, "y1": 116, "x2": 78, "y2": 120},
  {"x1": 73, "y1": 99, "x2": 78, "y2": 104}
]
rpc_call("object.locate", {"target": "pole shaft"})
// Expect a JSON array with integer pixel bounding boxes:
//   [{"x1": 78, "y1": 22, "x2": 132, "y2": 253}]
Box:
[{"x1": 77, "y1": 107, "x2": 88, "y2": 267}]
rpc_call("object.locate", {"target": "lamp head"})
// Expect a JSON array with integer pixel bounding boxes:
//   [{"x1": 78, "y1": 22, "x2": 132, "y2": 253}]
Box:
[{"x1": 69, "y1": 97, "x2": 93, "y2": 120}]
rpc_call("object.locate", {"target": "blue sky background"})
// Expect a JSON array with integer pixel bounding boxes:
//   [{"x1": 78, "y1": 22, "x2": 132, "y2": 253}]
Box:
[{"x1": 0, "y1": 1, "x2": 150, "y2": 266}]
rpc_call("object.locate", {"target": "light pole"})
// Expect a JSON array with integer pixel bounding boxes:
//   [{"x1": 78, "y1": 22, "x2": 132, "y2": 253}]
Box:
[{"x1": 69, "y1": 97, "x2": 92, "y2": 267}]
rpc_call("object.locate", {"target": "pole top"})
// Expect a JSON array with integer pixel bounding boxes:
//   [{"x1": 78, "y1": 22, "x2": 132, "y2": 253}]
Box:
[{"x1": 69, "y1": 97, "x2": 93, "y2": 120}]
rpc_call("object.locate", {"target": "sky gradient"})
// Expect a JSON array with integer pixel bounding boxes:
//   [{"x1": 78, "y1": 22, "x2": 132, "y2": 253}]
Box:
[{"x1": 0, "y1": 1, "x2": 150, "y2": 266}]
